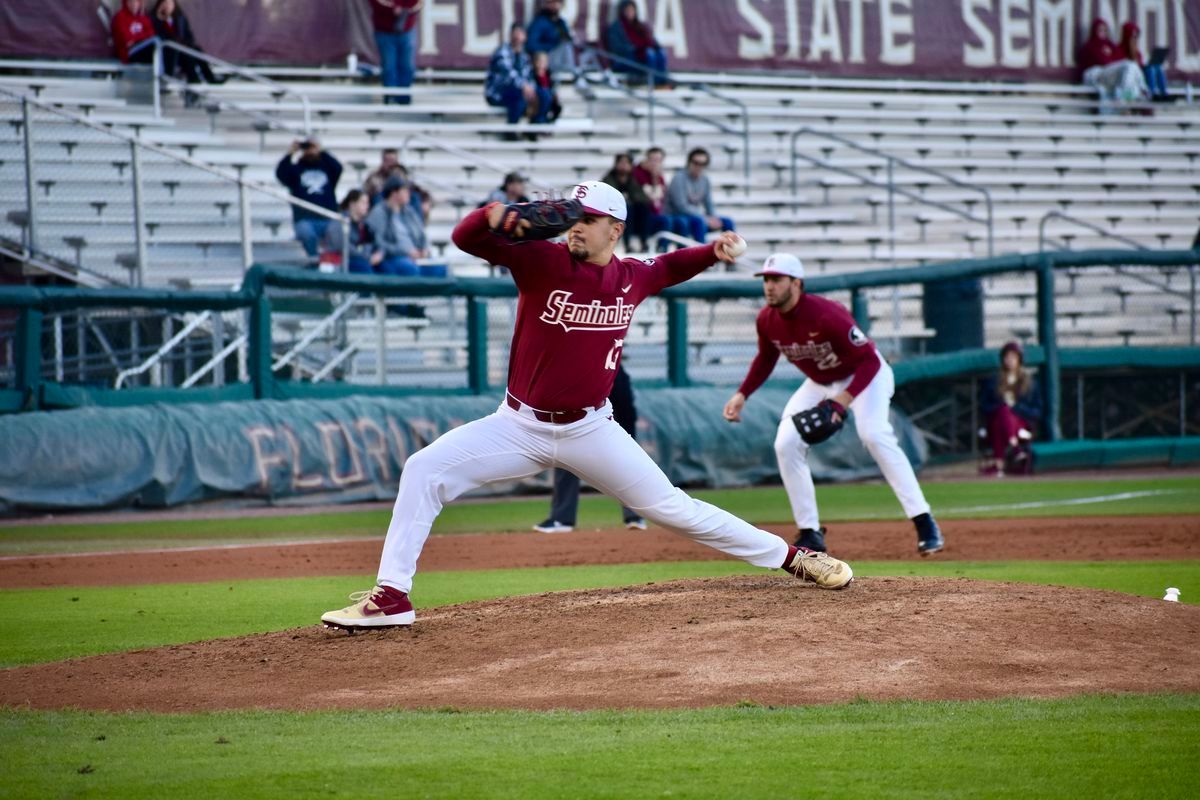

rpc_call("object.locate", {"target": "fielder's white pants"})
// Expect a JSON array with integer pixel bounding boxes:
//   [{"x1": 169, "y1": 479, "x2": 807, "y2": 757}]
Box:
[
  {"x1": 377, "y1": 399, "x2": 789, "y2": 593},
  {"x1": 774, "y1": 355, "x2": 930, "y2": 531}
]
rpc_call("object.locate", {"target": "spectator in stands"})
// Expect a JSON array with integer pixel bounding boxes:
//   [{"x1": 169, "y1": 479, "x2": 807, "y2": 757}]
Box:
[
  {"x1": 1118, "y1": 21, "x2": 1171, "y2": 102},
  {"x1": 665, "y1": 147, "x2": 735, "y2": 243},
  {"x1": 482, "y1": 172, "x2": 530, "y2": 206},
  {"x1": 530, "y1": 51, "x2": 563, "y2": 123},
  {"x1": 321, "y1": 189, "x2": 383, "y2": 274},
  {"x1": 369, "y1": 0, "x2": 421, "y2": 105},
  {"x1": 275, "y1": 138, "x2": 343, "y2": 259},
  {"x1": 605, "y1": 1, "x2": 670, "y2": 87},
  {"x1": 602, "y1": 152, "x2": 651, "y2": 252},
  {"x1": 393, "y1": 163, "x2": 434, "y2": 222},
  {"x1": 111, "y1": 0, "x2": 159, "y2": 65},
  {"x1": 1078, "y1": 18, "x2": 1149, "y2": 112},
  {"x1": 633, "y1": 146, "x2": 687, "y2": 249},
  {"x1": 365, "y1": 176, "x2": 429, "y2": 276},
  {"x1": 364, "y1": 148, "x2": 401, "y2": 199},
  {"x1": 527, "y1": 0, "x2": 612, "y2": 91},
  {"x1": 151, "y1": 0, "x2": 222, "y2": 86},
  {"x1": 979, "y1": 341, "x2": 1041, "y2": 477},
  {"x1": 486, "y1": 24, "x2": 552, "y2": 130}
]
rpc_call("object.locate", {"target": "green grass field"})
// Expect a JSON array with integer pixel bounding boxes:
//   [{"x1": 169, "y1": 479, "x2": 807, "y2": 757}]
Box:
[{"x1": 1, "y1": 475, "x2": 1197, "y2": 798}]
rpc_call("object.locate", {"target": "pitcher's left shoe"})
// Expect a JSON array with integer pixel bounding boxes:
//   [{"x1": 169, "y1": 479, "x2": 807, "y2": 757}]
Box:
[
  {"x1": 783, "y1": 546, "x2": 853, "y2": 589},
  {"x1": 914, "y1": 513, "x2": 944, "y2": 556},
  {"x1": 321, "y1": 585, "x2": 415, "y2": 630}
]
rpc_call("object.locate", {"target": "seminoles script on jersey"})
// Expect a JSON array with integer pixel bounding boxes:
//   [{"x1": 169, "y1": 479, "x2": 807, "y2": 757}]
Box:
[
  {"x1": 737, "y1": 293, "x2": 881, "y2": 399},
  {"x1": 452, "y1": 206, "x2": 720, "y2": 410}
]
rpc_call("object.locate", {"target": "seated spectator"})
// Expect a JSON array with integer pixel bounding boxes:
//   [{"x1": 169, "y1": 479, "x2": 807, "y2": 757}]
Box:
[
  {"x1": 633, "y1": 146, "x2": 688, "y2": 249},
  {"x1": 1118, "y1": 21, "x2": 1171, "y2": 102},
  {"x1": 151, "y1": 0, "x2": 222, "y2": 86},
  {"x1": 320, "y1": 189, "x2": 383, "y2": 274},
  {"x1": 365, "y1": 176, "x2": 442, "y2": 276},
  {"x1": 112, "y1": 0, "x2": 159, "y2": 65},
  {"x1": 486, "y1": 23, "x2": 552, "y2": 130},
  {"x1": 606, "y1": 1, "x2": 670, "y2": 87},
  {"x1": 394, "y1": 163, "x2": 434, "y2": 222},
  {"x1": 527, "y1": 0, "x2": 613, "y2": 90},
  {"x1": 602, "y1": 153, "x2": 651, "y2": 252},
  {"x1": 1078, "y1": 18, "x2": 1149, "y2": 112},
  {"x1": 275, "y1": 138, "x2": 342, "y2": 258},
  {"x1": 664, "y1": 147, "x2": 735, "y2": 244},
  {"x1": 364, "y1": 148, "x2": 400, "y2": 199},
  {"x1": 979, "y1": 341, "x2": 1041, "y2": 477},
  {"x1": 482, "y1": 172, "x2": 530, "y2": 207},
  {"x1": 530, "y1": 51, "x2": 562, "y2": 123}
]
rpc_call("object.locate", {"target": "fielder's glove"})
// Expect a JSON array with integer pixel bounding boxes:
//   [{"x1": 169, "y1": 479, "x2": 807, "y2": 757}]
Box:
[
  {"x1": 490, "y1": 199, "x2": 584, "y2": 241},
  {"x1": 791, "y1": 399, "x2": 846, "y2": 445}
]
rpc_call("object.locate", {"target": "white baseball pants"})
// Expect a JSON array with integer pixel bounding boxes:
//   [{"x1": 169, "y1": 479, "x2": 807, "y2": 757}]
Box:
[
  {"x1": 377, "y1": 399, "x2": 789, "y2": 593},
  {"x1": 774, "y1": 355, "x2": 931, "y2": 531}
]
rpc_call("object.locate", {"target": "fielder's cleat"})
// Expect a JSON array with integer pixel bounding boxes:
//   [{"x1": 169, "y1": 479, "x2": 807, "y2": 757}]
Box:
[
  {"x1": 533, "y1": 519, "x2": 574, "y2": 534},
  {"x1": 320, "y1": 585, "x2": 415, "y2": 630},
  {"x1": 625, "y1": 518, "x2": 648, "y2": 531},
  {"x1": 793, "y1": 526, "x2": 827, "y2": 552},
  {"x1": 913, "y1": 513, "x2": 944, "y2": 556},
  {"x1": 784, "y1": 546, "x2": 853, "y2": 589}
]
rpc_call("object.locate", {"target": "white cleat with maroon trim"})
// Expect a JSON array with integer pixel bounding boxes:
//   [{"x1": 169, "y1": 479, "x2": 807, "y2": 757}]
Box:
[{"x1": 321, "y1": 585, "x2": 415, "y2": 630}]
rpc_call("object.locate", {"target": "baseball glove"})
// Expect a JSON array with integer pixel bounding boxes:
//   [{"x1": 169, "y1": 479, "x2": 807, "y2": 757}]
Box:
[
  {"x1": 791, "y1": 399, "x2": 846, "y2": 445},
  {"x1": 490, "y1": 199, "x2": 584, "y2": 241}
]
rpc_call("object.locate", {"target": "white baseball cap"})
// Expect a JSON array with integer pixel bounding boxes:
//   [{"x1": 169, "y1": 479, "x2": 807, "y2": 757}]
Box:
[
  {"x1": 571, "y1": 181, "x2": 627, "y2": 222},
  {"x1": 754, "y1": 253, "x2": 805, "y2": 279}
]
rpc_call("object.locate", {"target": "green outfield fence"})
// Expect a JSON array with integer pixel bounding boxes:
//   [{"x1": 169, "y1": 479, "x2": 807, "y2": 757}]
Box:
[{"x1": 2, "y1": 248, "x2": 1198, "y2": 444}]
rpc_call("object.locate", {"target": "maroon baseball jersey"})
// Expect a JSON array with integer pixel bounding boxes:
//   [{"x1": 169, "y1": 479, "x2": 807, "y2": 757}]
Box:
[
  {"x1": 737, "y1": 293, "x2": 882, "y2": 399},
  {"x1": 452, "y1": 206, "x2": 720, "y2": 410}
]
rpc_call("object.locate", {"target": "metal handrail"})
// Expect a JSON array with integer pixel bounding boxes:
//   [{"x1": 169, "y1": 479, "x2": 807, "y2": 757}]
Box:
[
  {"x1": 114, "y1": 311, "x2": 210, "y2": 387},
  {"x1": 271, "y1": 293, "x2": 361, "y2": 371},
  {"x1": 1, "y1": 86, "x2": 349, "y2": 280},
  {"x1": 788, "y1": 127, "x2": 994, "y2": 259},
  {"x1": 399, "y1": 132, "x2": 557, "y2": 195},
  {"x1": 181, "y1": 332, "x2": 247, "y2": 388},
  {"x1": 1037, "y1": 210, "x2": 1147, "y2": 253},
  {"x1": 152, "y1": 40, "x2": 312, "y2": 133},
  {"x1": 583, "y1": 44, "x2": 751, "y2": 193},
  {"x1": 161, "y1": 75, "x2": 305, "y2": 139}
]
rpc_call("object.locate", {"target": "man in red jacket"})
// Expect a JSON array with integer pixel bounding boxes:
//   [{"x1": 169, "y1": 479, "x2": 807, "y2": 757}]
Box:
[
  {"x1": 369, "y1": 0, "x2": 422, "y2": 105},
  {"x1": 111, "y1": 0, "x2": 159, "y2": 64}
]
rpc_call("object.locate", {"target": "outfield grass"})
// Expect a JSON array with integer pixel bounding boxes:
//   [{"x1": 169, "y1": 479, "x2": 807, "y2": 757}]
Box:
[
  {"x1": 3, "y1": 694, "x2": 1197, "y2": 799},
  {"x1": 3, "y1": 560, "x2": 1196, "y2": 668},
  {"x1": 2, "y1": 476, "x2": 1198, "y2": 555}
]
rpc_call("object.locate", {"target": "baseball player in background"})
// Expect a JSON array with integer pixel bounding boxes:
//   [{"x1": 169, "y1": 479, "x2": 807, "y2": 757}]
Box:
[
  {"x1": 722, "y1": 253, "x2": 944, "y2": 556},
  {"x1": 322, "y1": 186, "x2": 854, "y2": 630}
]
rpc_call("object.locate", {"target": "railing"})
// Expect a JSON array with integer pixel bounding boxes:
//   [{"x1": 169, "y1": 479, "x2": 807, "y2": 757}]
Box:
[
  {"x1": 399, "y1": 132, "x2": 557, "y2": 196},
  {"x1": 0, "y1": 86, "x2": 349, "y2": 284},
  {"x1": 583, "y1": 44, "x2": 751, "y2": 192},
  {"x1": 788, "y1": 127, "x2": 994, "y2": 260},
  {"x1": 151, "y1": 40, "x2": 313, "y2": 134}
]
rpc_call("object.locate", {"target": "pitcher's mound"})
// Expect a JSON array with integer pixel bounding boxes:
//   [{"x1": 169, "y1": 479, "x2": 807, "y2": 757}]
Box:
[{"x1": 4, "y1": 577, "x2": 1199, "y2": 712}]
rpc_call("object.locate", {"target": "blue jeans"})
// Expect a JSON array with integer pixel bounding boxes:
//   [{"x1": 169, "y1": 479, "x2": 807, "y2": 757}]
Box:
[
  {"x1": 493, "y1": 85, "x2": 553, "y2": 124},
  {"x1": 643, "y1": 47, "x2": 669, "y2": 84},
  {"x1": 294, "y1": 218, "x2": 331, "y2": 257},
  {"x1": 1144, "y1": 64, "x2": 1168, "y2": 96},
  {"x1": 347, "y1": 254, "x2": 374, "y2": 274},
  {"x1": 678, "y1": 214, "x2": 735, "y2": 243},
  {"x1": 378, "y1": 255, "x2": 418, "y2": 276},
  {"x1": 376, "y1": 29, "x2": 416, "y2": 105}
]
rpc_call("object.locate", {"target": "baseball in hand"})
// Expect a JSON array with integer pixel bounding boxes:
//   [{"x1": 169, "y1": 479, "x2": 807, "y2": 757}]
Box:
[{"x1": 723, "y1": 234, "x2": 746, "y2": 258}]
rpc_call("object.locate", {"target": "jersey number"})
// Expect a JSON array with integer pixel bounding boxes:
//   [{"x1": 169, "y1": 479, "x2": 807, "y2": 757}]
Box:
[{"x1": 605, "y1": 338, "x2": 624, "y2": 370}]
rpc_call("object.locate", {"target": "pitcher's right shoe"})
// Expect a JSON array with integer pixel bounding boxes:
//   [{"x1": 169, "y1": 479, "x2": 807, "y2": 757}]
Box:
[
  {"x1": 321, "y1": 585, "x2": 415, "y2": 630},
  {"x1": 793, "y1": 527, "x2": 827, "y2": 553},
  {"x1": 783, "y1": 546, "x2": 853, "y2": 589},
  {"x1": 913, "y1": 513, "x2": 945, "y2": 556}
]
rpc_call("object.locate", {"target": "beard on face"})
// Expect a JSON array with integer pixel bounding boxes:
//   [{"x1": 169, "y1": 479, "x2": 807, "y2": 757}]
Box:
[{"x1": 568, "y1": 241, "x2": 589, "y2": 259}]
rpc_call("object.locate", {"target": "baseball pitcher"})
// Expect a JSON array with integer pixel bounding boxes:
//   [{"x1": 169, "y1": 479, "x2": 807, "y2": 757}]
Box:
[
  {"x1": 322, "y1": 188, "x2": 853, "y2": 631},
  {"x1": 723, "y1": 253, "x2": 944, "y2": 556}
]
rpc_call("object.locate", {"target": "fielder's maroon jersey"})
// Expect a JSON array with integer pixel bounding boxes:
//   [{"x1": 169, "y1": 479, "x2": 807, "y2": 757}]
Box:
[
  {"x1": 452, "y1": 206, "x2": 720, "y2": 411},
  {"x1": 737, "y1": 293, "x2": 882, "y2": 399}
]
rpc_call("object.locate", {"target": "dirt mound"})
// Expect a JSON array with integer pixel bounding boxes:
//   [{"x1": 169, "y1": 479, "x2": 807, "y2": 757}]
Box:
[{"x1": 3, "y1": 576, "x2": 1198, "y2": 712}]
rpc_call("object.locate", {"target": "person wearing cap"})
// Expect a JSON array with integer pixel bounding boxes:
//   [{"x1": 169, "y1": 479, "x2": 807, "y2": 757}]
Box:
[
  {"x1": 275, "y1": 138, "x2": 343, "y2": 259},
  {"x1": 979, "y1": 341, "x2": 1041, "y2": 476},
  {"x1": 483, "y1": 172, "x2": 531, "y2": 207},
  {"x1": 320, "y1": 186, "x2": 855, "y2": 630},
  {"x1": 485, "y1": 23, "x2": 552, "y2": 128},
  {"x1": 363, "y1": 175, "x2": 426, "y2": 275},
  {"x1": 723, "y1": 253, "x2": 944, "y2": 557}
]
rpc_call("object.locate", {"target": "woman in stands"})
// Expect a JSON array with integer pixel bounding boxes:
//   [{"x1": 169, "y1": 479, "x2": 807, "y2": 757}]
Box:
[
  {"x1": 1117, "y1": 21, "x2": 1170, "y2": 102},
  {"x1": 605, "y1": 1, "x2": 670, "y2": 87},
  {"x1": 322, "y1": 190, "x2": 383, "y2": 274},
  {"x1": 979, "y1": 341, "x2": 1042, "y2": 477},
  {"x1": 151, "y1": 0, "x2": 223, "y2": 86},
  {"x1": 1078, "y1": 18, "x2": 1149, "y2": 112},
  {"x1": 111, "y1": 0, "x2": 159, "y2": 65}
]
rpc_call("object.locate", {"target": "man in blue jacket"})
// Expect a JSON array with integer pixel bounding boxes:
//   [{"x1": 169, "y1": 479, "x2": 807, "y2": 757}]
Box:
[{"x1": 275, "y1": 139, "x2": 342, "y2": 258}]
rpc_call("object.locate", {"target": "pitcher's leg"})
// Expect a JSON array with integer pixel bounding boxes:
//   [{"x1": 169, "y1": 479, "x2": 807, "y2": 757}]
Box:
[
  {"x1": 377, "y1": 412, "x2": 548, "y2": 592},
  {"x1": 775, "y1": 381, "x2": 827, "y2": 530},
  {"x1": 559, "y1": 419, "x2": 787, "y2": 568},
  {"x1": 851, "y1": 366, "x2": 931, "y2": 519}
]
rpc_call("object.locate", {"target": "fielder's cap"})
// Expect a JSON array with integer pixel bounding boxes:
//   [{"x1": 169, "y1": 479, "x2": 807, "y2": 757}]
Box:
[
  {"x1": 382, "y1": 175, "x2": 409, "y2": 195},
  {"x1": 572, "y1": 180, "x2": 627, "y2": 222},
  {"x1": 755, "y1": 253, "x2": 805, "y2": 279}
]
